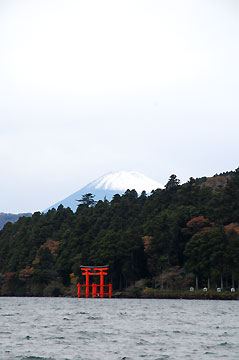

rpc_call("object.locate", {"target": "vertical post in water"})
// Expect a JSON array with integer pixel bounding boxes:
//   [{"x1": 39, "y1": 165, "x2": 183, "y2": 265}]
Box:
[
  {"x1": 92, "y1": 283, "x2": 96, "y2": 298},
  {"x1": 100, "y1": 270, "x2": 104, "y2": 298},
  {"x1": 77, "y1": 283, "x2": 81, "y2": 298},
  {"x1": 85, "y1": 270, "x2": 90, "y2": 298},
  {"x1": 109, "y1": 283, "x2": 112, "y2": 298}
]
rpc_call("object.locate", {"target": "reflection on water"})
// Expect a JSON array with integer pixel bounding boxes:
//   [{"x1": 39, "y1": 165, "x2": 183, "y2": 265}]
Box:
[{"x1": 1, "y1": 297, "x2": 239, "y2": 360}]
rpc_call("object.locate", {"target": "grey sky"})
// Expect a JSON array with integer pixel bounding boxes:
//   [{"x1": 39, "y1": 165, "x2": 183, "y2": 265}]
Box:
[{"x1": 0, "y1": 0, "x2": 238, "y2": 213}]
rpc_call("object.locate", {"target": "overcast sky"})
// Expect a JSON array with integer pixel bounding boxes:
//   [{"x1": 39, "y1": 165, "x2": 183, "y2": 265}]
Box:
[{"x1": 0, "y1": 0, "x2": 238, "y2": 213}]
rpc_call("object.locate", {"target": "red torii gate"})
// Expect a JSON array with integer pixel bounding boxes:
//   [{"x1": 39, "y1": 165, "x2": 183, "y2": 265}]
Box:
[{"x1": 77, "y1": 265, "x2": 112, "y2": 298}]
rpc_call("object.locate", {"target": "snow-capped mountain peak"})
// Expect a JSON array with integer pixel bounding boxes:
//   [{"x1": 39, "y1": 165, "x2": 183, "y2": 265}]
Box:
[
  {"x1": 44, "y1": 171, "x2": 163, "y2": 212},
  {"x1": 89, "y1": 171, "x2": 163, "y2": 194}
]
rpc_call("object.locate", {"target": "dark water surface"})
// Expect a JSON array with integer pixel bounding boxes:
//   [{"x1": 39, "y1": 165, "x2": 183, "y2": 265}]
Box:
[{"x1": 0, "y1": 297, "x2": 239, "y2": 359}]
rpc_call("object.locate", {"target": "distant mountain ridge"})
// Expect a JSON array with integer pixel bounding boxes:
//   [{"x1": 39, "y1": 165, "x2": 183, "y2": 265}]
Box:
[
  {"x1": 0, "y1": 212, "x2": 32, "y2": 230},
  {"x1": 44, "y1": 171, "x2": 164, "y2": 212},
  {"x1": 0, "y1": 170, "x2": 232, "y2": 229}
]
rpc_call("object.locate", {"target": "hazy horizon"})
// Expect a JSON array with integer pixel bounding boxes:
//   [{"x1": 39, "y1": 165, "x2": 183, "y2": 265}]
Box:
[{"x1": 0, "y1": 0, "x2": 238, "y2": 213}]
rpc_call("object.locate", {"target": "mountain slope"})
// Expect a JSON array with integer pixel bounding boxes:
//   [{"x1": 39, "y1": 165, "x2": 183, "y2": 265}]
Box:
[
  {"x1": 44, "y1": 171, "x2": 163, "y2": 212},
  {"x1": 0, "y1": 212, "x2": 32, "y2": 230}
]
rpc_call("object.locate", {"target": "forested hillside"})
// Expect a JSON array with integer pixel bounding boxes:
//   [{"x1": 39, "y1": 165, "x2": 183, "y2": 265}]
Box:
[
  {"x1": 1, "y1": 169, "x2": 239, "y2": 296},
  {"x1": 0, "y1": 212, "x2": 32, "y2": 230}
]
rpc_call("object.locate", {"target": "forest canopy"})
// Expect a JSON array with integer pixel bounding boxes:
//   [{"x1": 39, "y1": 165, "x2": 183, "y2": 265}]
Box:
[{"x1": 0, "y1": 168, "x2": 239, "y2": 296}]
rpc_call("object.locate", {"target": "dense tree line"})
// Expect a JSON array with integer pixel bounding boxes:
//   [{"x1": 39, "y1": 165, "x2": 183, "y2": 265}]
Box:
[{"x1": 0, "y1": 168, "x2": 239, "y2": 296}]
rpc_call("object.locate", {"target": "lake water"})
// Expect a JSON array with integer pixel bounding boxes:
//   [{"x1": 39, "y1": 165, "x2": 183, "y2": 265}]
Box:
[{"x1": 0, "y1": 297, "x2": 239, "y2": 360}]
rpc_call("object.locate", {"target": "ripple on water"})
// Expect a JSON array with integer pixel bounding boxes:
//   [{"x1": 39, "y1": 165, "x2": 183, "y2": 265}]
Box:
[
  {"x1": 87, "y1": 316, "x2": 103, "y2": 320},
  {"x1": 19, "y1": 357, "x2": 56, "y2": 360}
]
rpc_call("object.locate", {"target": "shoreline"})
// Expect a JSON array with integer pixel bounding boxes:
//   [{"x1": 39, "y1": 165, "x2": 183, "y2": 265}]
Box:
[
  {"x1": 1, "y1": 289, "x2": 239, "y2": 300},
  {"x1": 117, "y1": 288, "x2": 239, "y2": 300}
]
